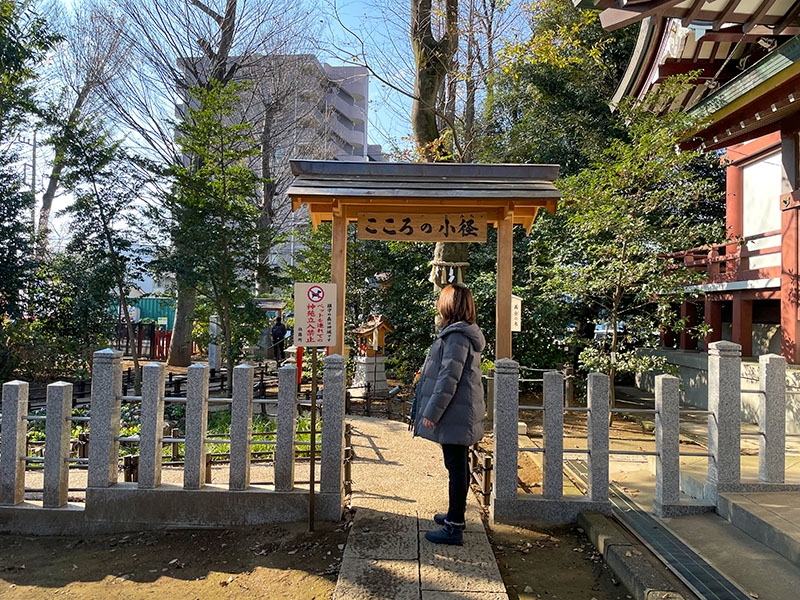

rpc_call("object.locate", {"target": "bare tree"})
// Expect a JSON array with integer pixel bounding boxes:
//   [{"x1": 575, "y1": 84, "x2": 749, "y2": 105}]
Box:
[
  {"x1": 33, "y1": 0, "x2": 128, "y2": 255},
  {"x1": 325, "y1": 0, "x2": 524, "y2": 330},
  {"x1": 325, "y1": 0, "x2": 523, "y2": 160},
  {"x1": 101, "y1": 0, "x2": 315, "y2": 367}
]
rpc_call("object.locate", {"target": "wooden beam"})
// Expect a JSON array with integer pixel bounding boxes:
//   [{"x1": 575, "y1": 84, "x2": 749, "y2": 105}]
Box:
[
  {"x1": 681, "y1": 0, "x2": 706, "y2": 27},
  {"x1": 329, "y1": 214, "x2": 347, "y2": 356},
  {"x1": 713, "y1": 0, "x2": 744, "y2": 31},
  {"x1": 599, "y1": 0, "x2": 683, "y2": 31},
  {"x1": 698, "y1": 31, "x2": 763, "y2": 43},
  {"x1": 744, "y1": 0, "x2": 780, "y2": 33},
  {"x1": 657, "y1": 58, "x2": 727, "y2": 80},
  {"x1": 496, "y1": 212, "x2": 514, "y2": 361},
  {"x1": 775, "y1": 0, "x2": 800, "y2": 35}
]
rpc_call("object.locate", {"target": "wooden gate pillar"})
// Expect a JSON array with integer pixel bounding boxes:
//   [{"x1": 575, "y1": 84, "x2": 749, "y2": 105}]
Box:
[
  {"x1": 496, "y1": 211, "x2": 514, "y2": 360},
  {"x1": 330, "y1": 213, "x2": 347, "y2": 356}
]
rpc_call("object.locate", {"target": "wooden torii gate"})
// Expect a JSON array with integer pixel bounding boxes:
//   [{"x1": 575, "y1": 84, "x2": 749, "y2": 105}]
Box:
[{"x1": 287, "y1": 160, "x2": 560, "y2": 360}]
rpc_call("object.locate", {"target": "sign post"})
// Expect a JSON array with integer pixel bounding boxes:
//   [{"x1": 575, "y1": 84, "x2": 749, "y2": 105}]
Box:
[
  {"x1": 511, "y1": 295, "x2": 522, "y2": 333},
  {"x1": 293, "y1": 283, "x2": 337, "y2": 532}
]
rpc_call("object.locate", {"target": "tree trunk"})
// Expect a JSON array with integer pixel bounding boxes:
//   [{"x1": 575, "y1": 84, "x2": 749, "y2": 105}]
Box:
[
  {"x1": 38, "y1": 82, "x2": 92, "y2": 256},
  {"x1": 464, "y1": 0, "x2": 477, "y2": 162},
  {"x1": 411, "y1": 0, "x2": 459, "y2": 160},
  {"x1": 168, "y1": 285, "x2": 196, "y2": 366},
  {"x1": 257, "y1": 109, "x2": 277, "y2": 294},
  {"x1": 168, "y1": 0, "x2": 240, "y2": 363},
  {"x1": 411, "y1": 1, "x2": 463, "y2": 329}
]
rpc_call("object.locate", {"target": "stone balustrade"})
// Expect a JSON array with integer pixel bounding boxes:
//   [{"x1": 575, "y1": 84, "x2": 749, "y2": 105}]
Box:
[
  {"x1": 491, "y1": 341, "x2": 798, "y2": 525},
  {"x1": 0, "y1": 349, "x2": 346, "y2": 535}
]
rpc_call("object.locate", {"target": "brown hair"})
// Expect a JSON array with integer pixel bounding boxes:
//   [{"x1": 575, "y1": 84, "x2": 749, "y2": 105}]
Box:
[{"x1": 437, "y1": 284, "x2": 477, "y2": 326}]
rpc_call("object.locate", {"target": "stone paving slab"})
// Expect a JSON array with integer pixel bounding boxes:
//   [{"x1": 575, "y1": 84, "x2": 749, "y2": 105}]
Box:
[
  {"x1": 419, "y1": 532, "x2": 505, "y2": 593},
  {"x1": 333, "y1": 559, "x2": 420, "y2": 600},
  {"x1": 333, "y1": 416, "x2": 508, "y2": 600},
  {"x1": 343, "y1": 514, "x2": 419, "y2": 560}
]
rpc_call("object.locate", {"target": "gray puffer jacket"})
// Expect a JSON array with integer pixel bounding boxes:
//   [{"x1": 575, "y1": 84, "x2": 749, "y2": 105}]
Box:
[{"x1": 413, "y1": 321, "x2": 486, "y2": 446}]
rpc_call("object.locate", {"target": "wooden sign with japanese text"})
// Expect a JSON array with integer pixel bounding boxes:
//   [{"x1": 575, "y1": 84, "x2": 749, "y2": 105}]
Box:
[
  {"x1": 294, "y1": 283, "x2": 337, "y2": 347},
  {"x1": 357, "y1": 212, "x2": 488, "y2": 242},
  {"x1": 511, "y1": 295, "x2": 522, "y2": 332}
]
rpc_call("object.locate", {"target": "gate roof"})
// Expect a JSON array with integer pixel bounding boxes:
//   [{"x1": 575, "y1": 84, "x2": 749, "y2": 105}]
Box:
[{"x1": 287, "y1": 160, "x2": 560, "y2": 232}]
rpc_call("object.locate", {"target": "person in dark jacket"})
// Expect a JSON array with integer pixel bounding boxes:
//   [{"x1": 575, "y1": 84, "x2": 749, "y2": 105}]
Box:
[
  {"x1": 271, "y1": 317, "x2": 287, "y2": 363},
  {"x1": 414, "y1": 284, "x2": 486, "y2": 545}
]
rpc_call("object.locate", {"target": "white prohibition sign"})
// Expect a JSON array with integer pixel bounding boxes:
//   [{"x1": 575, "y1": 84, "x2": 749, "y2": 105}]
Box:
[{"x1": 308, "y1": 285, "x2": 325, "y2": 302}]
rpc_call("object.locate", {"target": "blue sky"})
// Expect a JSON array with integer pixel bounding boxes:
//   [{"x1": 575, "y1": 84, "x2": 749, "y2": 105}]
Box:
[{"x1": 60, "y1": 0, "x2": 413, "y2": 154}]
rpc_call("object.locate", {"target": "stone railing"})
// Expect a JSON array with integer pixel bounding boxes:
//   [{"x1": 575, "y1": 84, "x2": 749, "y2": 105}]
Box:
[
  {"x1": 491, "y1": 341, "x2": 796, "y2": 524},
  {"x1": 0, "y1": 349, "x2": 347, "y2": 535}
]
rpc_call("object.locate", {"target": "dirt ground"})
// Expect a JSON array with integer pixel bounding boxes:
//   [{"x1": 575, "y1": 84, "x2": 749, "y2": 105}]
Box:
[
  {"x1": 487, "y1": 522, "x2": 630, "y2": 600},
  {"x1": 0, "y1": 519, "x2": 350, "y2": 599}
]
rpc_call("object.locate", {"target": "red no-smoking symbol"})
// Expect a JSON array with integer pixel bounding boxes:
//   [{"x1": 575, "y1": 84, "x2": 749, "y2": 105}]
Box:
[{"x1": 308, "y1": 285, "x2": 325, "y2": 302}]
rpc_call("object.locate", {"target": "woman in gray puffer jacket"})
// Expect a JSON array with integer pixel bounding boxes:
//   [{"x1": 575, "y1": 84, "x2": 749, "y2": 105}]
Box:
[{"x1": 413, "y1": 284, "x2": 486, "y2": 546}]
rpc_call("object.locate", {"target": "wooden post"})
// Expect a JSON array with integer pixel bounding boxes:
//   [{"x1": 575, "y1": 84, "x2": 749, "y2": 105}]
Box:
[
  {"x1": 344, "y1": 423, "x2": 352, "y2": 496},
  {"x1": 496, "y1": 213, "x2": 514, "y2": 360},
  {"x1": 679, "y1": 301, "x2": 697, "y2": 350},
  {"x1": 309, "y1": 348, "x2": 318, "y2": 532},
  {"x1": 732, "y1": 298, "x2": 753, "y2": 358},
  {"x1": 704, "y1": 298, "x2": 722, "y2": 349},
  {"x1": 330, "y1": 214, "x2": 347, "y2": 356}
]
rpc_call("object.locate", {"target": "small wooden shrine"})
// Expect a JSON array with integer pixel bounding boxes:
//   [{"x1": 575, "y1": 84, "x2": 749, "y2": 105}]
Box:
[
  {"x1": 353, "y1": 315, "x2": 394, "y2": 357},
  {"x1": 350, "y1": 315, "x2": 394, "y2": 398}
]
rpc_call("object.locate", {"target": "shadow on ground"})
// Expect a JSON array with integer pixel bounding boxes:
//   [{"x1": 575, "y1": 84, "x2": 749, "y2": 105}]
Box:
[{"x1": 0, "y1": 519, "x2": 349, "y2": 599}]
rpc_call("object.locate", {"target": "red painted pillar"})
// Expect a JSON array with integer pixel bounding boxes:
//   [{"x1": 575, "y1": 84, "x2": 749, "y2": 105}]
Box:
[
  {"x1": 680, "y1": 301, "x2": 698, "y2": 350},
  {"x1": 781, "y1": 126, "x2": 800, "y2": 363},
  {"x1": 726, "y1": 164, "x2": 743, "y2": 276},
  {"x1": 704, "y1": 298, "x2": 722, "y2": 348},
  {"x1": 732, "y1": 297, "x2": 753, "y2": 358},
  {"x1": 726, "y1": 165, "x2": 743, "y2": 239}
]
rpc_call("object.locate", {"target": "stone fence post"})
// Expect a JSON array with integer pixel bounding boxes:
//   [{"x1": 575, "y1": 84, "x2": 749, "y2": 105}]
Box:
[
  {"x1": 275, "y1": 364, "x2": 298, "y2": 491},
  {"x1": 587, "y1": 373, "x2": 609, "y2": 502},
  {"x1": 184, "y1": 363, "x2": 209, "y2": 489},
  {"x1": 543, "y1": 371, "x2": 564, "y2": 500},
  {"x1": 759, "y1": 353, "x2": 785, "y2": 483},
  {"x1": 43, "y1": 382, "x2": 73, "y2": 507},
  {"x1": 88, "y1": 349, "x2": 123, "y2": 488},
  {"x1": 654, "y1": 374, "x2": 680, "y2": 515},
  {"x1": 493, "y1": 359, "x2": 520, "y2": 500},
  {"x1": 138, "y1": 363, "x2": 166, "y2": 489},
  {"x1": 208, "y1": 315, "x2": 221, "y2": 371},
  {"x1": 321, "y1": 355, "x2": 346, "y2": 496},
  {"x1": 229, "y1": 364, "x2": 254, "y2": 490},
  {"x1": 0, "y1": 381, "x2": 29, "y2": 505},
  {"x1": 707, "y1": 341, "x2": 741, "y2": 491}
]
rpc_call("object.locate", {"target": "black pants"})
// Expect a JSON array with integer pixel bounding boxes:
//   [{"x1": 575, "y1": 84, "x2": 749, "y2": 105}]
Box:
[
  {"x1": 273, "y1": 339, "x2": 285, "y2": 361},
  {"x1": 442, "y1": 443, "x2": 470, "y2": 524}
]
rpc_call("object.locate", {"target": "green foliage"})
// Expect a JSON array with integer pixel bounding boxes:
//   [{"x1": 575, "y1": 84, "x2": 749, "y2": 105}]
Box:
[
  {"x1": 0, "y1": 0, "x2": 58, "y2": 142},
  {"x1": 158, "y1": 80, "x2": 279, "y2": 376},
  {"x1": 481, "y1": 0, "x2": 635, "y2": 174},
  {"x1": 0, "y1": 0, "x2": 58, "y2": 379},
  {"x1": 549, "y1": 77, "x2": 725, "y2": 383}
]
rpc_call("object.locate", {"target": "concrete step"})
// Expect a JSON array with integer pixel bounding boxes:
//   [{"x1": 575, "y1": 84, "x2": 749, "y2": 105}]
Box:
[
  {"x1": 717, "y1": 492, "x2": 800, "y2": 568},
  {"x1": 664, "y1": 510, "x2": 800, "y2": 600}
]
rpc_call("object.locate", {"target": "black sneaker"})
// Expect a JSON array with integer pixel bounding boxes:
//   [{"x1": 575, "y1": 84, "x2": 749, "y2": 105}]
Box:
[
  {"x1": 424, "y1": 522, "x2": 463, "y2": 545},
  {"x1": 433, "y1": 513, "x2": 466, "y2": 529}
]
